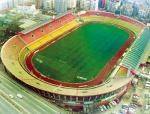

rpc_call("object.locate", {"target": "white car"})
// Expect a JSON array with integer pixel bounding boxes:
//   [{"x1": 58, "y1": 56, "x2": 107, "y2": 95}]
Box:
[
  {"x1": 8, "y1": 94, "x2": 14, "y2": 99},
  {"x1": 128, "y1": 107, "x2": 136, "y2": 113},
  {"x1": 16, "y1": 94, "x2": 23, "y2": 99},
  {"x1": 145, "y1": 81, "x2": 150, "y2": 85},
  {"x1": 132, "y1": 94, "x2": 140, "y2": 101},
  {"x1": 99, "y1": 106, "x2": 104, "y2": 112},
  {"x1": 145, "y1": 83, "x2": 150, "y2": 89},
  {"x1": 111, "y1": 101, "x2": 117, "y2": 106}
]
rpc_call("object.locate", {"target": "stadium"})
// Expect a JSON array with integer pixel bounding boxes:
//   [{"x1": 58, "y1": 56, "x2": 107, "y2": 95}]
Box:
[{"x1": 1, "y1": 10, "x2": 147, "y2": 112}]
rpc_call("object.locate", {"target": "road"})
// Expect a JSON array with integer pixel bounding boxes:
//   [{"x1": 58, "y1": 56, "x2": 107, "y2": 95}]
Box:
[
  {"x1": 0, "y1": 64, "x2": 66, "y2": 114},
  {"x1": 0, "y1": 95, "x2": 20, "y2": 114}
]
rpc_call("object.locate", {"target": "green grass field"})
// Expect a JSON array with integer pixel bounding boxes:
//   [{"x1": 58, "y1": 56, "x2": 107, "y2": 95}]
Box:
[{"x1": 32, "y1": 23, "x2": 129, "y2": 83}]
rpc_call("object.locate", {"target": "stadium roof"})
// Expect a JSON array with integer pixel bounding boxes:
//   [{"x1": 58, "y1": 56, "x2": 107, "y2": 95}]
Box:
[
  {"x1": 20, "y1": 13, "x2": 69, "y2": 34},
  {"x1": 21, "y1": 18, "x2": 51, "y2": 34}
]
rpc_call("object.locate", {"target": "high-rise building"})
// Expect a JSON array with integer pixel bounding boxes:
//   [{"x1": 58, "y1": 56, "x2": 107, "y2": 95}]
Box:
[
  {"x1": 54, "y1": 0, "x2": 67, "y2": 14},
  {"x1": 90, "y1": 0, "x2": 98, "y2": 10},
  {"x1": 48, "y1": 0, "x2": 54, "y2": 9},
  {"x1": 54, "y1": 0, "x2": 77, "y2": 13},
  {"x1": 0, "y1": 0, "x2": 9, "y2": 10},
  {"x1": 98, "y1": 0, "x2": 105, "y2": 8},
  {"x1": 0, "y1": 0, "x2": 34, "y2": 10},
  {"x1": 42, "y1": 0, "x2": 54, "y2": 9},
  {"x1": 79, "y1": 0, "x2": 98, "y2": 11},
  {"x1": 132, "y1": 2, "x2": 139, "y2": 17},
  {"x1": 146, "y1": 0, "x2": 150, "y2": 6},
  {"x1": 67, "y1": 0, "x2": 77, "y2": 9},
  {"x1": 79, "y1": 0, "x2": 90, "y2": 10},
  {"x1": 33, "y1": 0, "x2": 42, "y2": 9},
  {"x1": 106, "y1": 0, "x2": 121, "y2": 12}
]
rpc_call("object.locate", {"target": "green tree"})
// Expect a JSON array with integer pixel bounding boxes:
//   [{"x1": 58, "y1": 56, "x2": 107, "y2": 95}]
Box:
[
  {"x1": 0, "y1": 18, "x2": 23, "y2": 43},
  {"x1": 5, "y1": 20, "x2": 22, "y2": 37}
]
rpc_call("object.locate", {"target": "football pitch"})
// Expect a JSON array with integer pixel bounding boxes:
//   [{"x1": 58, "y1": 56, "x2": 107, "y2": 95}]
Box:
[{"x1": 32, "y1": 23, "x2": 129, "y2": 83}]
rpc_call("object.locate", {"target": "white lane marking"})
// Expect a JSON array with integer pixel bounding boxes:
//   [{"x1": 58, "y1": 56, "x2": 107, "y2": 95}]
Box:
[
  {"x1": 0, "y1": 95, "x2": 20, "y2": 114},
  {"x1": 0, "y1": 90, "x2": 31, "y2": 114},
  {"x1": 0, "y1": 71, "x2": 63, "y2": 113}
]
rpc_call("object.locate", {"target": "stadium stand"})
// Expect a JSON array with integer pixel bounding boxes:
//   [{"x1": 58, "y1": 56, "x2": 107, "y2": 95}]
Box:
[
  {"x1": 118, "y1": 16, "x2": 145, "y2": 29},
  {"x1": 18, "y1": 13, "x2": 76, "y2": 44},
  {"x1": 121, "y1": 28, "x2": 150, "y2": 70},
  {"x1": 81, "y1": 16, "x2": 143, "y2": 35},
  {"x1": 22, "y1": 20, "x2": 79, "y2": 51},
  {"x1": 80, "y1": 11, "x2": 145, "y2": 29}
]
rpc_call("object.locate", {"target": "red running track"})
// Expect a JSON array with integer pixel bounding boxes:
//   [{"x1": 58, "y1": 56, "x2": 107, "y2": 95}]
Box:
[{"x1": 25, "y1": 25, "x2": 135, "y2": 88}]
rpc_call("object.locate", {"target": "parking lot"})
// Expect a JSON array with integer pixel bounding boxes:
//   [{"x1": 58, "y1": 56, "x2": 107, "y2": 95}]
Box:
[{"x1": 94, "y1": 78, "x2": 150, "y2": 114}]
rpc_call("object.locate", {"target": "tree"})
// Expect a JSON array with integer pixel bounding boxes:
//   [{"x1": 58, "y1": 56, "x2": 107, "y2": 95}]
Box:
[
  {"x1": 5, "y1": 20, "x2": 22, "y2": 37},
  {"x1": 0, "y1": 19, "x2": 23, "y2": 43}
]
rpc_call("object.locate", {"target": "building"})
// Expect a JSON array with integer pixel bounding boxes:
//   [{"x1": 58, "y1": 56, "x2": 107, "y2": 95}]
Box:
[
  {"x1": 0, "y1": 0, "x2": 36, "y2": 10},
  {"x1": 41, "y1": 0, "x2": 54, "y2": 9},
  {"x1": 79, "y1": 0, "x2": 98, "y2": 11},
  {"x1": 33, "y1": 0, "x2": 42, "y2": 9},
  {"x1": 132, "y1": 2, "x2": 139, "y2": 17},
  {"x1": 90, "y1": 0, "x2": 99, "y2": 10},
  {"x1": 79, "y1": 0, "x2": 90, "y2": 10},
  {"x1": 138, "y1": 4, "x2": 149, "y2": 18},
  {"x1": 106, "y1": 0, "x2": 121, "y2": 12},
  {"x1": 54, "y1": 0, "x2": 67, "y2": 14},
  {"x1": 98, "y1": 0, "x2": 105, "y2": 8},
  {"x1": 120, "y1": 3, "x2": 133, "y2": 16},
  {"x1": 67, "y1": 0, "x2": 77, "y2": 10},
  {"x1": 0, "y1": 0, "x2": 9, "y2": 10}
]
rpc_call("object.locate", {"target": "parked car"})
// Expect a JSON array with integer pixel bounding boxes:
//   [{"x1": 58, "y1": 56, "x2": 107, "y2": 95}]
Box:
[
  {"x1": 145, "y1": 81, "x2": 150, "y2": 85},
  {"x1": 145, "y1": 83, "x2": 150, "y2": 89},
  {"x1": 144, "y1": 105, "x2": 149, "y2": 110},
  {"x1": 128, "y1": 107, "x2": 136, "y2": 113},
  {"x1": 129, "y1": 103, "x2": 137, "y2": 109},
  {"x1": 108, "y1": 103, "x2": 113, "y2": 108},
  {"x1": 119, "y1": 109, "x2": 127, "y2": 114},
  {"x1": 99, "y1": 106, "x2": 104, "y2": 112},
  {"x1": 144, "y1": 81, "x2": 150, "y2": 88},
  {"x1": 132, "y1": 94, "x2": 140, "y2": 102},
  {"x1": 102, "y1": 105, "x2": 107, "y2": 111},
  {"x1": 122, "y1": 104, "x2": 129, "y2": 110},
  {"x1": 111, "y1": 100, "x2": 117, "y2": 106},
  {"x1": 145, "y1": 93, "x2": 150, "y2": 98}
]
